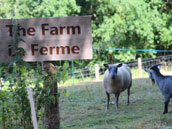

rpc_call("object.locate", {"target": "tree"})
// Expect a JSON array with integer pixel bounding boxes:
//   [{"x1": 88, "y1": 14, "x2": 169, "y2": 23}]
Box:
[{"x1": 77, "y1": 0, "x2": 172, "y2": 63}]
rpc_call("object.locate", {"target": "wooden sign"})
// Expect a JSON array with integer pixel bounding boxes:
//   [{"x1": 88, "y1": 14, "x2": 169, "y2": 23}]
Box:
[{"x1": 0, "y1": 16, "x2": 92, "y2": 62}]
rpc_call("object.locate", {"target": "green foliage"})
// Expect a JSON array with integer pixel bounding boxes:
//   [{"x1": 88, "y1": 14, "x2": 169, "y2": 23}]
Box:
[
  {"x1": 61, "y1": 62, "x2": 69, "y2": 83},
  {"x1": 0, "y1": 0, "x2": 80, "y2": 18},
  {"x1": 77, "y1": 0, "x2": 172, "y2": 63},
  {"x1": 92, "y1": 0, "x2": 164, "y2": 61},
  {"x1": 0, "y1": 19, "x2": 34, "y2": 128},
  {"x1": 0, "y1": 0, "x2": 12, "y2": 18}
]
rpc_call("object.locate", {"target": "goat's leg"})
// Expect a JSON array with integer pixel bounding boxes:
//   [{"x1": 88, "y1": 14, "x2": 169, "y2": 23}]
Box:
[
  {"x1": 127, "y1": 88, "x2": 130, "y2": 105},
  {"x1": 163, "y1": 99, "x2": 170, "y2": 114},
  {"x1": 114, "y1": 93, "x2": 120, "y2": 111},
  {"x1": 105, "y1": 92, "x2": 110, "y2": 112}
]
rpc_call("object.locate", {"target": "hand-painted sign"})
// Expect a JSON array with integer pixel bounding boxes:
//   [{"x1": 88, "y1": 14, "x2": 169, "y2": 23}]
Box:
[{"x1": 0, "y1": 16, "x2": 92, "y2": 62}]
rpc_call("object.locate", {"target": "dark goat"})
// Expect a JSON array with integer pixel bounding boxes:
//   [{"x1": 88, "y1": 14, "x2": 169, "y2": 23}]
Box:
[{"x1": 145, "y1": 64, "x2": 172, "y2": 114}]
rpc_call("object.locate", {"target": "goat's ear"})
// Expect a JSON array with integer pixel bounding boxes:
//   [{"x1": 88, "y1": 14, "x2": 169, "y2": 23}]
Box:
[
  {"x1": 104, "y1": 64, "x2": 109, "y2": 68},
  {"x1": 157, "y1": 64, "x2": 161, "y2": 70},
  {"x1": 117, "y1": 63, "x2": 123, "y2": 68}
]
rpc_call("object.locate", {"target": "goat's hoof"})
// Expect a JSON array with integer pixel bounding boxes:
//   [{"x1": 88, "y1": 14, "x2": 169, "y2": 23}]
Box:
[{"x1": 163, "y1": 111, "x2": 168, "y2": 114}]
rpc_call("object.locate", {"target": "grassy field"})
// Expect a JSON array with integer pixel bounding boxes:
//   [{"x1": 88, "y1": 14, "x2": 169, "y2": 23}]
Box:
[{"x1": 59, "y1": 77, "x2": 172, "y2": 129}]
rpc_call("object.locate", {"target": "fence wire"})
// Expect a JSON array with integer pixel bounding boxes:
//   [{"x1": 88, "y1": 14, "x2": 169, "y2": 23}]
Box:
[{"x1": 66, "y1": 55, "x2": 172, "y2": 83}]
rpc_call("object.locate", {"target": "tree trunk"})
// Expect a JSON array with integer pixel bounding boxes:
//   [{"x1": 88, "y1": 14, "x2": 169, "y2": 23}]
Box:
[
  {"x1": 108, "y1": 53, "x2": 114, "y2": 64},
  {"x1": 44, "y1": 62, "x2": 60, "y2": 129}
]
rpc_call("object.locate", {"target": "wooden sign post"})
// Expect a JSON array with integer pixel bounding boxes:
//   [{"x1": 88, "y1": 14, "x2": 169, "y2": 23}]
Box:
[{"x1": 0, "y1": 16, "x2": 92, "y2": 129}]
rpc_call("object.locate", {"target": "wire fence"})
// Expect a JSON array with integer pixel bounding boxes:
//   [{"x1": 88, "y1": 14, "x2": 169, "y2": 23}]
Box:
[{"x1": 65, "y1": 55, "x2": 172, "y2": 84}]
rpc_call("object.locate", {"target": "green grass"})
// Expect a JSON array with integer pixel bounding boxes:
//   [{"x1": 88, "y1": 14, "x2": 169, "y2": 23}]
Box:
[{"x1": 59, "y1": 78, "x2": 172, "y2": 129}]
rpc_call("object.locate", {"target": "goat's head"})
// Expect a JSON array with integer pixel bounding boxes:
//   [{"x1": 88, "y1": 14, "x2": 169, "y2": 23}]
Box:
[
  {"x1": 145, "y1": 64, "x2": 161, "y2": 85},
  {"x1": 104, "y1": 63, "x2": 123, "y2": 79}
]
